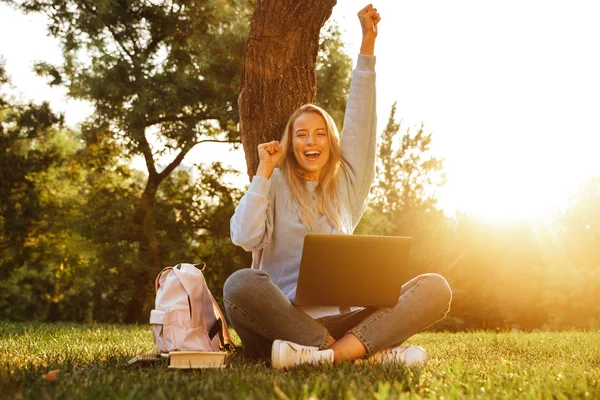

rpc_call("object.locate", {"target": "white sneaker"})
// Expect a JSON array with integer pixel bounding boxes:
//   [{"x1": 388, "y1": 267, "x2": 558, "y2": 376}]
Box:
[
  {"x1": 360, "y1": 345, "x2": 428, "y2": 366},
  {"x1": 271, "y1": 340, "x2": 334, "y2": 369}
]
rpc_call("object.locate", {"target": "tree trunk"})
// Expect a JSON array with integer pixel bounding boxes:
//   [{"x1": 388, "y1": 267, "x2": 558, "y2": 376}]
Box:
[
  {"x1": 122, "y1": 125, "x2": 195, "y2": 322},
  {"x1": 124, "y1": 179, "x2": 161, "y2": 323},
  {"x1": 238, "y1": 0, "x2": 337, "y2": 178}
]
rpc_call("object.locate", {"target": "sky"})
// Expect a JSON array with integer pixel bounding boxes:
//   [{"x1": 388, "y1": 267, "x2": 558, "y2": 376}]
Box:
[{"x1": 1, "y1": 1, "x2": 599, "y2": 222}]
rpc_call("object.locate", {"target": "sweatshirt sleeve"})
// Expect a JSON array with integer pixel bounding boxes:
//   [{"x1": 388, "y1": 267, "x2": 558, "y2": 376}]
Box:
[
  {"x1": 230, "y1": 174, "x2": 274, "y2": 251},
  {"x1": 339, "y1": 54, "x2": 377, "y2": 227}
]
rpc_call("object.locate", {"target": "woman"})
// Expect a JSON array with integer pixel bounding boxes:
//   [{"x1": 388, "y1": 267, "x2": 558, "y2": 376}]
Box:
[{"x1": 225, "y1": 4, "x2": 452, "y2": 369}]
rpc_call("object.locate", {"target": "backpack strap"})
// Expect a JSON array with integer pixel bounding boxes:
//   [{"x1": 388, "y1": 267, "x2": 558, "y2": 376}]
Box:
[
  {"x1": 191, "y1": 262, "x2": 235, "y2": 349},
  {"x1": 171, "y1": 264, "x2": 205, "y2": 329},
  {"x1": 155, "y1": 267, "x2": 173, "y2": 293},
  {"x1": 207, "y1": 288, "x2": 235, "y2": 350}
]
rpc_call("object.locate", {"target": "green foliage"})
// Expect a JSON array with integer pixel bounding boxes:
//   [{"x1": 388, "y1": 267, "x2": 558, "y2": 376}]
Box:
[
  {"x1": 366, "y1": 102, "x2": 446, "y2": 228},
  {"x1": 0, "y1": 64, "x2": 247, "y2": 321},
  {"x1": 1, "y1": 323, "x2": 599, "y2": 399},
  {"x1": 316, "y1": 21, "x2": 352, "y2": 129},
  {"x1": 0, "y1": 98, "x2": 65, "y2": 256},
  {"x1": 5, "y1": 0, "x2": 256, "y2": 320},
  {"x1": 18, "y1": 0, "x2": 252, "y2": 148},
  {"x1": 151, "y1": 162, "x2": 250, "y2": 307},
  {"x1": 357, "y1": 103, "x2": 450, "y2": 276},
  {"x1": 0, "y1": 66, "x2": 78, "y2": 320}
]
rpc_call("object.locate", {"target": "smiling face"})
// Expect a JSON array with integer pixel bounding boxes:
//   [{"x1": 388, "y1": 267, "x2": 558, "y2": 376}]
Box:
[{"x1": 291, "y1": 111, "x2": 331, "y2": 181}]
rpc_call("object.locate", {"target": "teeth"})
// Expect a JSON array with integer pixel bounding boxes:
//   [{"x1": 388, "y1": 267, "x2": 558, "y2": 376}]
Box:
[{"x1": 304, "y1": 151, "x2": 320, "y2": 156}]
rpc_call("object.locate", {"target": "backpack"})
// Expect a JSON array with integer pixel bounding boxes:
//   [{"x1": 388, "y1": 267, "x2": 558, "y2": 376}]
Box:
[{"x1": 149, "y1": 263, "x2": 234, "y2": 353}]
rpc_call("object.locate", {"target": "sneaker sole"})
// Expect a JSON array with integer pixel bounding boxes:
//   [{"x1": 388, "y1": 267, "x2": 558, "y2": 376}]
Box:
[
  {"x1": 271, "y1": 339, "x2": 286, "y2": 369},
  {"x1": 402, "y1": 346, "x2": 427, "y2": 365}
]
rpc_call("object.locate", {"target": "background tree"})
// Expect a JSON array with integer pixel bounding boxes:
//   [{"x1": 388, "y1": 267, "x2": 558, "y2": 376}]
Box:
[
  {"x1": 366, "y1": 103, "x2": 446, "y2": 227},
  {"x1": 0, "y1": 67, "x2": 247, "y2": 322},
  {"x1": 238, "y1": 0, "x2": 337, "y2": 178},
  {"x1": 0, "y1": 65, "x2": 71, "y2": 320},
  {"x1": 356, "y1": 103, "x2": 450, "y2": 274},
  {"x1": 0, "y1": 64, "x2": 143, "y2": 321},
  {"x1": 7, "y1": 0, "x2": 253, "y2": 321}
]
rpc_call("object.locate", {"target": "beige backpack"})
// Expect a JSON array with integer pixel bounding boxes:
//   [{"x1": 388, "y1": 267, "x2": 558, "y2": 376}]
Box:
[{"x1": 149, "y1": 263, "x2": 233, "y2": 353}]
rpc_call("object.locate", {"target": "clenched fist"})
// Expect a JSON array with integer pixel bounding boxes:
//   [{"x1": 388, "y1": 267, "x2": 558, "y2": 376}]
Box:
[
  {"x1": 358, "y1": 4, "x2": 381, "y2": 55},
  {"x1": 256, "y1": 140, "x2": 283, "y2": 179},
  {"x1": 358, "y1": 4, "x2": 381, "y2": 37}
]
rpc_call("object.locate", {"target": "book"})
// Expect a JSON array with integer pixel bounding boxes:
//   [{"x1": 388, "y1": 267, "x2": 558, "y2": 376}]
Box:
[
  {"x1": 168, "y1": 351, "x2": 227, "y2": 369},
  {"x1": 126, "y1": 353, "x2": 168, "y2": 366}
]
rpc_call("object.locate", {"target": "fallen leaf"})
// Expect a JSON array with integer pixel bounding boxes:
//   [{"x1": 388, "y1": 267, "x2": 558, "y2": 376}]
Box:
[{"x1": 42, "y1": 369, "x2": 60, "y2": 382}]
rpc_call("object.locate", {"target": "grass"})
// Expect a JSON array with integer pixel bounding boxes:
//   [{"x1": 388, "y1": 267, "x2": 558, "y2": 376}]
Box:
[{"x1": 1, "y1": 323, "x2": 598, "y2": 399}]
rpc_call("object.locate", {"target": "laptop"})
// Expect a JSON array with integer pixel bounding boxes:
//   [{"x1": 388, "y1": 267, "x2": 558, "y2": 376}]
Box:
[{"x1": 294, "y1": 233, "x2": 412, "y2": 307}]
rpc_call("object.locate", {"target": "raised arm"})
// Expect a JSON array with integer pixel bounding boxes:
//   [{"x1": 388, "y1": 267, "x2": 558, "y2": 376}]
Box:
[{"x1": 339, "y1": 5, "x2": 380, "y2": 225}]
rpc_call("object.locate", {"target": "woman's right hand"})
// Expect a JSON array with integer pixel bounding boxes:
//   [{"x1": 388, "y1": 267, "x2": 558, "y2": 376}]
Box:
[
  {"x1": 358, "y1": 4, "x2": 381, "y2": 55},
  {"x1": 256, "y1": 140, "x2": 283, "y2": 179}
]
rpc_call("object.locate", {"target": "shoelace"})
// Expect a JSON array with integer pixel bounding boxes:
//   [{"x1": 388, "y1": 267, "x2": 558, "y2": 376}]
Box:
[
  {"x1": 379, "y1": 346, "x2": 407, "y2": 362},
  {"x1": 296, "y1": 346, "x2": 319, "y2": 364},
  {"x1": 389, "y1": 347, "x2": 407, "y2": 355}
]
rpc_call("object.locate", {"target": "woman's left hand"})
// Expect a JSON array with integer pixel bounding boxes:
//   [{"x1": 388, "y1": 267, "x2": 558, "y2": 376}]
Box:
[{"x1": 358, "y1": 4, "x2": 381, "y2": 39}]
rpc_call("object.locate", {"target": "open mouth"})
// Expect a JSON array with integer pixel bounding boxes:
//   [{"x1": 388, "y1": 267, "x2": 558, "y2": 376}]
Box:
[{"x1": 304, "y1": 150, "x2": 321, "y2": 161}]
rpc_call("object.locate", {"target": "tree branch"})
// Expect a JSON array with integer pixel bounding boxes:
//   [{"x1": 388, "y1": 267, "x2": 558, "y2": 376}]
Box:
[
  {"x1": 145, "y1": 114, "x2": 194, "y2": 127},
  {"x1": 144, "y1": 34, "x2": 166, "y2": 63},
  {"x1": 153, "y1": 139, "x2": 240, "y2": 184},
  {"x1": 79, "y1": 0, "x2": 137, "y2": 65},
  {"x1": 137, "y1": 132, "x2": 157, "y2": 179},
  {"x1": 156, "y1": 141, "x2": 195, "y2": 183}
]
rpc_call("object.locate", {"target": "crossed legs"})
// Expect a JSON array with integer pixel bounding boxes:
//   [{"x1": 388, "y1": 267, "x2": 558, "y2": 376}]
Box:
[{"x1": 223, "y1": 268, "x2": 452, "y2": 362}]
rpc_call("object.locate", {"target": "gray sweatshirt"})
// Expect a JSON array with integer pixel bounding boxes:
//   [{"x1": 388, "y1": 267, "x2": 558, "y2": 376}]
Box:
[{"x1": 230, "y1": 54, "x2": 377, "y2": 319}]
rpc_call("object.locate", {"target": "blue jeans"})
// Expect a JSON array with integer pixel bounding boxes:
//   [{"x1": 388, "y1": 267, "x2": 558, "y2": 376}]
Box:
[{"x1": 223, "y1": 269, "x2": 452, "y2": 358}]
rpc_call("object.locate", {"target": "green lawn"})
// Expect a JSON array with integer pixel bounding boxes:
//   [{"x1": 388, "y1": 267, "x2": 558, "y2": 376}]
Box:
[{"x1": 1, "y1": 323, "x2": 598, "y2": 399}]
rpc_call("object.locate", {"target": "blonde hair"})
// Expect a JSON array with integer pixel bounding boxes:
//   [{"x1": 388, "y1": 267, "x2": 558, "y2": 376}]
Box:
[{"x1": 279, "y1": 104, "x2": 347, "y2": 231}]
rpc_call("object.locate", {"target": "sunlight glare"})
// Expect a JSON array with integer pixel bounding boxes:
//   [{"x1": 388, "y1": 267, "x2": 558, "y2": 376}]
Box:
[{"x1": 441, "y1": 154, "x2": 575, "y2": 222}]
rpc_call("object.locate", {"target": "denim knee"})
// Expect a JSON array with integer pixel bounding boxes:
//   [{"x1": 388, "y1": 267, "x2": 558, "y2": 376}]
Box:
[
  {"x1": 421, "y1": 273, "x2": 452, "y2": 313},
  {"x1": 223, "y1": 268, "x2": 268, "y2": 304}
]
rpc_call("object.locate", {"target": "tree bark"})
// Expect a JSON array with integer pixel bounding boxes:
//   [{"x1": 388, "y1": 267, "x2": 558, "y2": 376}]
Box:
[{"x1": 238, "y1": 0, "x2": 337, "y2": 178}]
